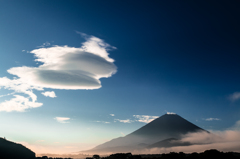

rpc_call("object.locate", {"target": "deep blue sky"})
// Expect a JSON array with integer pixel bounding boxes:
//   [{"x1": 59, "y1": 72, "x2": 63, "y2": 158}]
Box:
[{"x1": 0, "y1": 0, "x2": 240, "y2": 154}]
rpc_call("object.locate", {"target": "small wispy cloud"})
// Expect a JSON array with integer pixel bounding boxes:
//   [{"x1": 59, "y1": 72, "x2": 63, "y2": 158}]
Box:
[
  {"x1": 110, "y1": 114, "x2": 115, "y2": 116},
  {"x1": 0, "y1": 92, "x2": 15, "y2": 98},
  {"x1": 93, "y1": 121, "x2": 110, "y2": 124},
  {"x1": 115, "y1": 119, "x2": 133, "y2": 123},
  {"x1": 133, "y1": 115, "x2": 159, "y2": 123},
  {"x1": 54, "y1": 117, "x2": 70, "y2": 123},
  {"x1": 204, "y1": 118, "x2": 221, "y2": 121},
  {"x1": 166, "y1": 112, "x2": 176, "y2": 115},
  {"x1": 41, "y1": 91, "x2": 57, "y2": 98},
  {"x1": 114, "y1": 115, "x2": 159, "y2": 124},
  {"x1": 228, "y1": 92, "x2": 240, "y2": 102},
  {"x1": 37, "y1": 42, "x2": 51, "y2": 48},
  {"x1": 232, "y1": 120, "x2": 240, "y2": 130}
]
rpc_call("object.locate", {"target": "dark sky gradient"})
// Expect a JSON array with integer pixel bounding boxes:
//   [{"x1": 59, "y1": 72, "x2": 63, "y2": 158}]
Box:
[{"x1": 0, "y1": 0, "x2": 240, "y2": 153}]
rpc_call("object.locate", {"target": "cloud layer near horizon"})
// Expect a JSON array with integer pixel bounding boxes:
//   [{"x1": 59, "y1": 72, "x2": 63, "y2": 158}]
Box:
[
  {"x1": 0, "y1": 34, "x2": 117, "y2": 112},
  {"x1": 133, "y1": 120, "x2": 240, "y2": 154}
]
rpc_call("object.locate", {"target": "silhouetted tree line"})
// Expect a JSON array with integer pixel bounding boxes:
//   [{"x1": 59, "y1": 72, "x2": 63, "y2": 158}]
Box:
[
  {"x1": 36, "y1": 157, "x2": 72, "y2": 159},
  {"x1": 159, "y1": 150, "x2": 240, "y2": 159},
  {"x1": 86, "y1": 150, "x2": 240, "y2": 159},
  {"x1": 1, "y1": 149, "x2": 240, "y2": 159}
]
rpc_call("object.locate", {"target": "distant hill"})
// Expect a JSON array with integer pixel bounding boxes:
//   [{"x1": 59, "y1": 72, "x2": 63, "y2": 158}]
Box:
[
  {"x1": 84, "y1": 114, "x2": 207, "y2": 153},
  {"x1": 0, "y1": 137, "x2": 35, "y2": 159}
]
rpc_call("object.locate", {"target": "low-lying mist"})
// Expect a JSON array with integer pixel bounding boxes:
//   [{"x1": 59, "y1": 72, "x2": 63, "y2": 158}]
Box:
[{"x1": 133, "y1": 121, "x2": 240, "y2": 154}]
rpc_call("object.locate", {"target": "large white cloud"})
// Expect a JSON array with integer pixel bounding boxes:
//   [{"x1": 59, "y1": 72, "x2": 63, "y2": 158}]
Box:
[
  {"x1": 0, "y1": 34, "x2": 117, "y2": 112},
  {"x1": 8, "y1": 38, "x2": 117, "y2": 90}
]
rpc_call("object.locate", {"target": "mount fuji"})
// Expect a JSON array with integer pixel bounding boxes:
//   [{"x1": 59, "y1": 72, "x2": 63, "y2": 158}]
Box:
[{"x1": 84, "y1": 114, "x2": 207, "y2": 153}]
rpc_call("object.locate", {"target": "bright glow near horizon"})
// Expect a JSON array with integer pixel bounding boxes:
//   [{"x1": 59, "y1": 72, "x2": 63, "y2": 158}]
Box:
[{"x1": 0, "y1": 0, "x2": 240, "y2": 155}]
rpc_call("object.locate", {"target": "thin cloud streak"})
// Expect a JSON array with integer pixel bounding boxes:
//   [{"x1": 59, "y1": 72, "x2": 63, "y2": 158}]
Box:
[
  {"x1": 204, "y1": 118, "x2": 221, "y2": 121},
  {"x1": 133, "y1": 115, "x2": 159, "y2": 123},
  {"x1": 115, "y1": 119, "x2": 133, "y2": 123},
  {"x1": 93, "y1": 121, "x2": 110, "y2": 124},
  {"x1": 167, "y1": 112, "x2": 176, "y2": 115},
  {"x1": 54, "y1": 117, "x2": 70, "y2": 123},
  {"x1": 0, "y1": 92, "x2": 15, "y2": 98},
  {"x1": 114, "y1": 115, "x2": 159, "y2": 124},
  {"x1": 37, "y1": 42, "x2": 51, "y2": 48}
]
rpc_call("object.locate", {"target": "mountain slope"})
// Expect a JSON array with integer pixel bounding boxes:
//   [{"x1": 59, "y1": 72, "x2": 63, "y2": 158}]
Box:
[
  {"x1": 0, "y1": 137, "x2": 35, "y2": 159},
  {"x1": 87, "y1": 114, "x2": 206, "y2": 153},
  {"x1": 147, "y1": 138, "x2": 191, "y2": 148}
]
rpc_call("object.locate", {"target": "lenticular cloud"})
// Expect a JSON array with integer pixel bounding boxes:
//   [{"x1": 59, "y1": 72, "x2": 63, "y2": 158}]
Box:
[
  {"x1": 8, "y1": 37, "x2": 117, "y2": 90},
  {"x1": 0, "y1": 34, "x2": 117, "y2": 112}
]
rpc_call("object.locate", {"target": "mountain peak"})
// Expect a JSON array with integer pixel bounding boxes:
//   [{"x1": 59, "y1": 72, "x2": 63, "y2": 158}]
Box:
[
  {"x1": 130, "y1": 113, "x2": 204, "y2": 138},
  {"x1": 87, "y1": 114, "x2": 206, "y2": 153}
]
